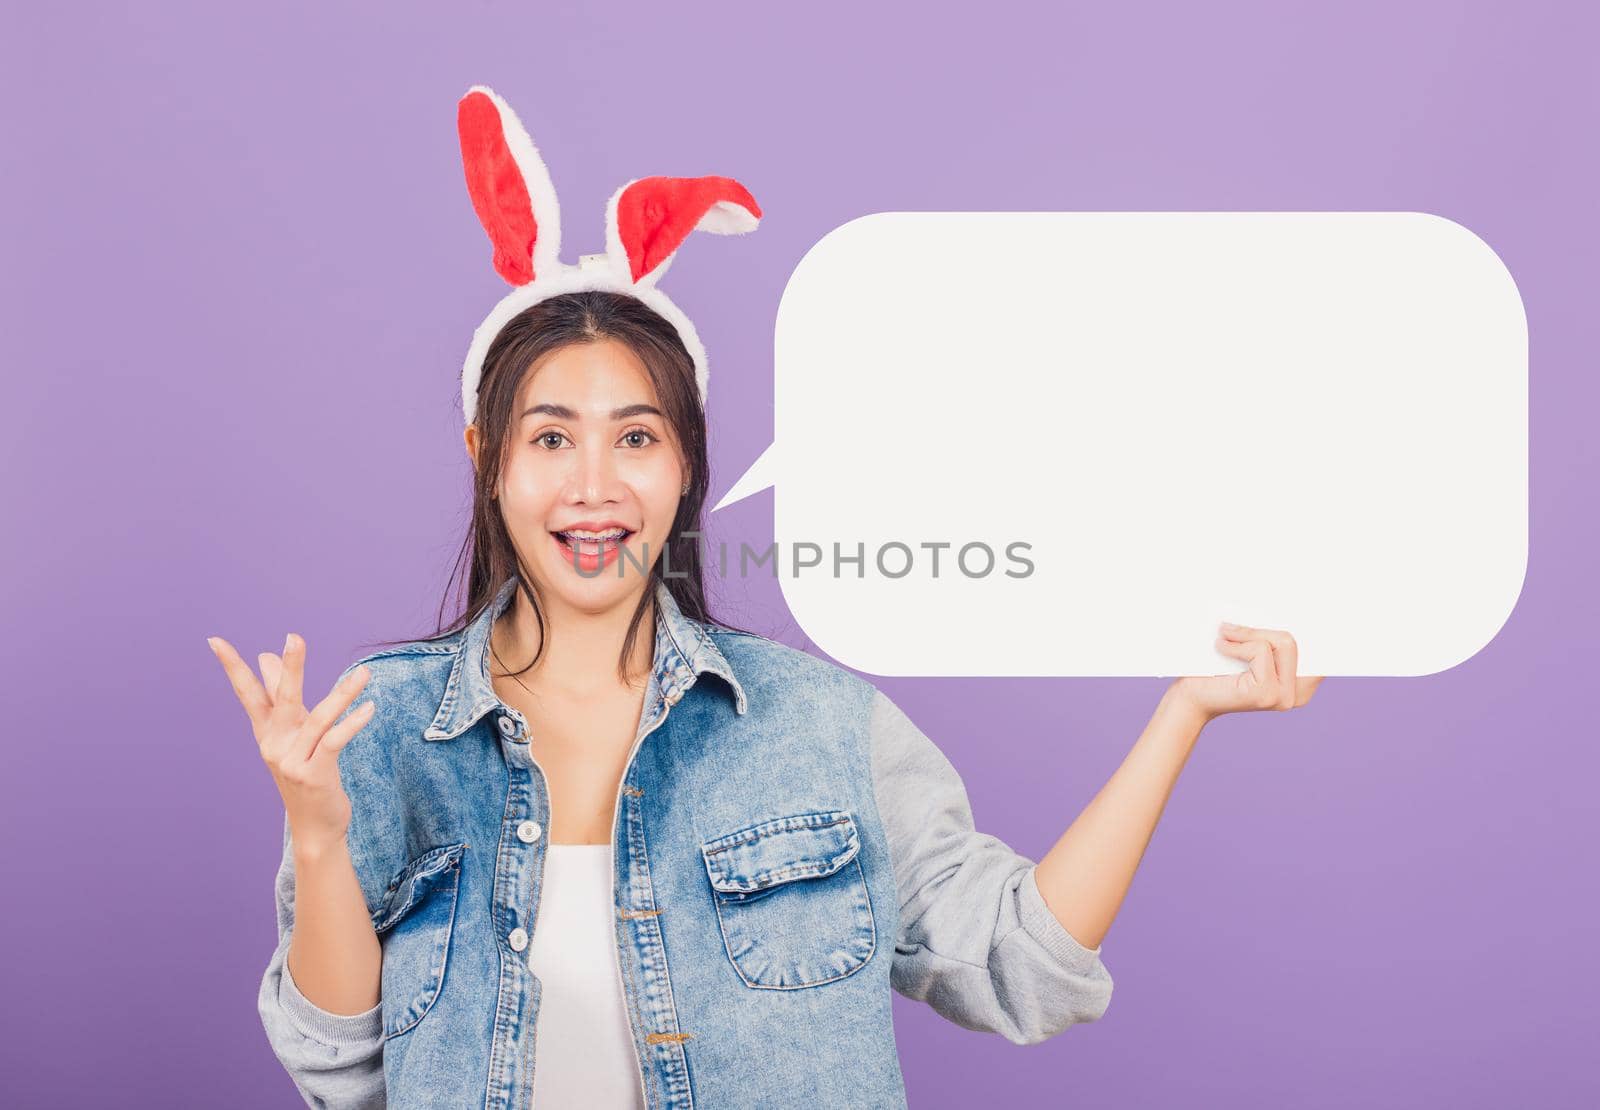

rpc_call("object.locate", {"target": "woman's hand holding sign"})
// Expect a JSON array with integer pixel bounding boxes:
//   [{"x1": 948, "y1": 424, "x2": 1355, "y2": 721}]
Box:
[{"x1": 1171, "y1": 622, "x2": 1324, "y2": 722}]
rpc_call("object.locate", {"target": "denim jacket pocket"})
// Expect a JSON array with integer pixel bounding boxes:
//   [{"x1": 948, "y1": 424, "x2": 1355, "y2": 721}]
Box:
[
  {"x1": 700, "y1": 811, "x2": 876, "y2": 990},
  {"x1": 371, "y1": 842, "x2": 466, "y2": 1039}
]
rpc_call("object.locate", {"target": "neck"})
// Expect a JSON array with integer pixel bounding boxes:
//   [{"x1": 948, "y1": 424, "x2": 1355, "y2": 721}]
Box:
[{"x1": 491, "y1": 580, "x2": 656, "y2": 697}]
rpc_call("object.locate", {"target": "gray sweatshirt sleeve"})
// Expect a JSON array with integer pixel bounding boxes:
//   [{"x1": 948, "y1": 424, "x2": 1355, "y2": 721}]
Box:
[
  {"x1": 257, "y1": 813, "x2": 387, "y2": 1109},
  {"x1": 867, "y1": 688, "x2": 1114, "y2": 1045}
]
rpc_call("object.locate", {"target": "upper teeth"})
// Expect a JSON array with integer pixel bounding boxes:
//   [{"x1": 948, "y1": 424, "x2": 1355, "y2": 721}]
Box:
[{"x1": 564, "y1": 528, "x2": 627, "y2": 540}]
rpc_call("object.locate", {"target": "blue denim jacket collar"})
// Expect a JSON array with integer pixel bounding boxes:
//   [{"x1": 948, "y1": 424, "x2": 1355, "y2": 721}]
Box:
[{"x1": 423, "y1": 576, "x2": 748, "y2": 741}]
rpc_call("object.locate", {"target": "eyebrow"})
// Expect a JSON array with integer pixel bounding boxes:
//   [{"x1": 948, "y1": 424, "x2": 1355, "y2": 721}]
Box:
[{"x1": 520, "y1": 403, "x2": 664, "y2": 421}]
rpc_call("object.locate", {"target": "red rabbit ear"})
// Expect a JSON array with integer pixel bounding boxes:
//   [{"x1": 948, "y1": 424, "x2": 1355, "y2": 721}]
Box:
[
  {"x1": 456, "y1": 86, "x2": 562, "y2": 286},
  {"x1": 605, "y1": 175, "x2": 761, "y2": 285}
]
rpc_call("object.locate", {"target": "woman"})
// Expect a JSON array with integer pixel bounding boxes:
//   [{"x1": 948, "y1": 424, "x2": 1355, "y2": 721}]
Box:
[{"x1": 207, "y1": 87, "x2": 1320, "y2": 1110}]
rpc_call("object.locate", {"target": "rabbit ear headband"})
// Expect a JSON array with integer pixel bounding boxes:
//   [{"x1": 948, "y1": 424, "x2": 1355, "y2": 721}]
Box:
[{"x1": 455, "y1": 85, "x2": 762, "y2": 427}]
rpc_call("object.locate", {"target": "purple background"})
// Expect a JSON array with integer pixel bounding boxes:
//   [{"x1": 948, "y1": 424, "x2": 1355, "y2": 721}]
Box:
[{"x1": 3, "y1": 2, "x2": 1593, "y2": 1106}]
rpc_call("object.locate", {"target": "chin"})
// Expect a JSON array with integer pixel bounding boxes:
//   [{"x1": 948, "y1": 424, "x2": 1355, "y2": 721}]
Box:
[{"x1": 544, "y1": 575, "x2": 640, "y2": 614}]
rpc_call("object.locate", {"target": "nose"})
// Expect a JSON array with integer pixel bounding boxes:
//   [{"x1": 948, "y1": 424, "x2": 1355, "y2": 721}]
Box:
[{"x1": 567, "y1": 438, "x2": 621, "y2": 504}]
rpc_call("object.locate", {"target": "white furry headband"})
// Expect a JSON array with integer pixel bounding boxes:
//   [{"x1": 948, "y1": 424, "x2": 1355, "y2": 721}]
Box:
[{"x1": 455, "y1": 85, "x2": 763, "y2": 427}]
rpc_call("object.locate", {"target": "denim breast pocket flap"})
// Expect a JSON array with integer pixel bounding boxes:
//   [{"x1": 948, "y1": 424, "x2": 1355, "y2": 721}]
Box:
[
  {"x1": 700, "y1": 811, "x2": 876, "y2": 989},
  {"x1": 370, "y1": 842, "x2": 466, "y2": 1038},
  {"x1": 701, "y1": 810, "x2": 861, "y2": 898}
]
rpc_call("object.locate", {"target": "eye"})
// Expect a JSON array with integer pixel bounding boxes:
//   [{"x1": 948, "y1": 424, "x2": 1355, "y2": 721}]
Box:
[
  {"x1": 533, "y1": 431, "x2": 570, "y2": 450},
  {"x1": 619, "y1": 426, "x2": 659, "y2": 449}
]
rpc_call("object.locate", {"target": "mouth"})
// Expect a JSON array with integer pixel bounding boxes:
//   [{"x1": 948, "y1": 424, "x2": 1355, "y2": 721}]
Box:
[{"x1": 550, "y1": 526, "x2": 636, "y2": 572}]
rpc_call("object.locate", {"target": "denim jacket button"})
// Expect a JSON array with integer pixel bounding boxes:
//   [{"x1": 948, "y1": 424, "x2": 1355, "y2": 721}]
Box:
[
  {"x1": 508, "y1": 927, "x2": 529, "y2": 952},
  {"x1": 516, "y1": 820, "x2": 542, "y2": 844},
  {"x1": 496, "y1": 714, "x2": 518, "y2": 738}
]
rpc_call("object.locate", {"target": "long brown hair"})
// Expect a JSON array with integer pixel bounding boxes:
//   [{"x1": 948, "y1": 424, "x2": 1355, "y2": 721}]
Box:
[{"x1": 360, "y1": 290, "x2": 750, "y2": 683}]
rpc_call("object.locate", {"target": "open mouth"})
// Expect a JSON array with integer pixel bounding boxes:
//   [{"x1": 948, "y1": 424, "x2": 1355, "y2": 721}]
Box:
[{"x1": 550, "y1": 527, "x2": 635, "y2": 570}]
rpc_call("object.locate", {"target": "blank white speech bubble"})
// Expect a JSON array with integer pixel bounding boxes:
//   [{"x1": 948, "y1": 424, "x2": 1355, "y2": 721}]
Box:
[{"x1": 713, "y1": 213, "x2": 1526, "y2": 677}]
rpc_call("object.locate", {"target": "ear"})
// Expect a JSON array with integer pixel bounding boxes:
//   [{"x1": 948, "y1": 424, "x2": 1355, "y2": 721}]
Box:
[
  {"x1": 605, "y1": 176, "x2": 761, "y2": 286},
  {"x1": 463, "y1": 424, "x2": 497, "y2": 498},
  {"x1": 457, "y1": 85, "x2": 562, "y2": 285}
]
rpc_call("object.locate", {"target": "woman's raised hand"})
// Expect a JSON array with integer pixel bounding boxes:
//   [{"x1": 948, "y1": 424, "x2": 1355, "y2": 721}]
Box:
[
  {"x1": 207, "y1": 632, "x2": 376, "y2": 854},
  {"x1": 1170, "y1": 622, "x2": 1324, "y2": 724}
]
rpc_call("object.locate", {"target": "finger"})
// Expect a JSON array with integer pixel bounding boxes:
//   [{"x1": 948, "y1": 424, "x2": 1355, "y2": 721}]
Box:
[
  {"x1": 289, "y1": 665, "x2": 373, "y2": 762},
  {"x1": 1221, "y1": 622, "x2": 1296, "y2": 655},
  {"x1": 258, "y1": 652, "x2": 284, "y2": 705},
  {"x1": 1295, "y1": 675, "x2": 1324, "y2": 706},
  {"x1": 275, "y1": 633, "x2": 306, "y2": 709},
  {"x1": 1216, "y1": 636, "x2": 1278, "y2": 700},
  {"x1": 1220, "y1": 624, "x2": 1300, "y2": 701},
  {"x1": 1253, "y1": 638, "x2": 1280, "y2": 697},
  {"x1": 1219, "y1": 621, "x2": 1293, "y2": 642},
  {"x1": 310, "y1": 698, "x2": 377, "y2": 764},
  {"x1": 207, "y1": 637, "x2": 273, "y2": 728},
  {"x1": 1214, "y1": 637, "x2": 1251, "y2": 661},
  {"x1": 1271, "y1": 635, "x2": 1299, "y2": 709}
]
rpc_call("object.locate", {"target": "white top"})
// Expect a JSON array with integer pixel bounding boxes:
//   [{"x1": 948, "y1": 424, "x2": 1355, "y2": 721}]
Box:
[{"x1": 527, "y1": 844, "x2": 645, "y2": 1110}]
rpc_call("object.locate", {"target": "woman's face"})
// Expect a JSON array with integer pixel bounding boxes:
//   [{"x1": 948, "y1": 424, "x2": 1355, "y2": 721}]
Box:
[{"x1": 468, "y1": 337, "x2": 685, "y2": 616}]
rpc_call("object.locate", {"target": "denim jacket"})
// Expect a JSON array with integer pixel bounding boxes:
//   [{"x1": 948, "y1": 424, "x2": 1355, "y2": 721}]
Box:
[{"x1": 257, "y1": 576, "x2": 1113, "y2": 1108}]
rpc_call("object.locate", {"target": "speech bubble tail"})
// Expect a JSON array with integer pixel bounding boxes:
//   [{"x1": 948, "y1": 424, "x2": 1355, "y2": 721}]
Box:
[{"x1": 711, "y1": 442, "x2": 779, "y2": 512}]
